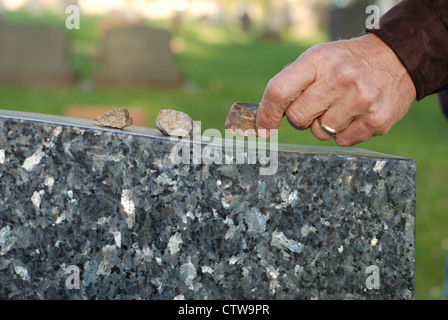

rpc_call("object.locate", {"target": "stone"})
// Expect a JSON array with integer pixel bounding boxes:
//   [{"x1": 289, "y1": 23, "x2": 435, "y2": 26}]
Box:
[
  {"x1": 93, "y1": 108, "x2": 133, "y2": 129},
  {"x1": 0, "y1": 24, "x2": 76, "y2": 86},
  {"x1": 225, "y1": 102, "x2": 259, "y2": 137},
  {"x1": 94, "y1": 25, "x2": 183, "y2": 87},
  {"x1": 0, "y1": 109, "x2": 416, "y2": 300},
  {"x1": 156, "y1": 109, "x2": 197, "y2": 138}
]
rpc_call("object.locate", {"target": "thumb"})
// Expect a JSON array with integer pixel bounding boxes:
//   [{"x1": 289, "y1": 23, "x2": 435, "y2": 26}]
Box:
[{"x1": 256, "y1": 56, "x2": 316, "y2": 138}]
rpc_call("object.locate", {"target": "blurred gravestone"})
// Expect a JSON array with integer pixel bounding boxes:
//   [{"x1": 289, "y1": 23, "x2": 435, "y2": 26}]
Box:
[
  {"x1": 94, "y1": 25, "x2": 183, "y2": 87},
  {"x1": 96, "y1": 9, "x2": 143, "y2": 39},
  {"x1": 41, "y1": 0, "x2": 79, "y2": 14},
  {"x1": 0, "y1": 25, "x2": 76, "y2": 86},
  {"x1": 328, "y1": 0, "x2": 373, "y2": 40}
]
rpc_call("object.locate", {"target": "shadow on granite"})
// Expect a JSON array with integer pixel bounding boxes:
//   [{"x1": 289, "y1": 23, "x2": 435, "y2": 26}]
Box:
[{"x1": 0, "y1": 110, "x2": 415, "y2": 300}]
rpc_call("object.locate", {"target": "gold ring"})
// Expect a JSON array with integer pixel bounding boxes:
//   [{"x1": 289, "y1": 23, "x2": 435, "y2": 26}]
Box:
[{"x1": 319, "y1": 118, "x2": 337, "y2": 136}]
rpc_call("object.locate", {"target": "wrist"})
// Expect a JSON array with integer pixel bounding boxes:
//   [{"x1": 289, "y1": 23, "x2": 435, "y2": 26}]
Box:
[{"x1": 358, "y1": 33, "x2": 416, "y2": 100}]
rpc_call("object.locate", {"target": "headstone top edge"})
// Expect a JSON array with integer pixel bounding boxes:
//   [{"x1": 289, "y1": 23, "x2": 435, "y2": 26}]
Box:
[
  {"x1": 0, "y1": 108, "x2": 164, "y2": 138},
  {"x1": 0, "y1": 109, "x2": 412, "y2": 161}
]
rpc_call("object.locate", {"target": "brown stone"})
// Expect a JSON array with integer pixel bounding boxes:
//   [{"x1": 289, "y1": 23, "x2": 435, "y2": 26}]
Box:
[
  {"x1": 224, "y1": 102, "x2": 259, "y2": 137},
  {"x1": 93, "y1": 108, "x2": 133, "y2": 129}
]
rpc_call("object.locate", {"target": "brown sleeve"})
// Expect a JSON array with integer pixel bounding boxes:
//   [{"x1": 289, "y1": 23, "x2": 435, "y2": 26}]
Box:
[{"x1": 366, "y1": 0, "x2": 448, "y2": 100}]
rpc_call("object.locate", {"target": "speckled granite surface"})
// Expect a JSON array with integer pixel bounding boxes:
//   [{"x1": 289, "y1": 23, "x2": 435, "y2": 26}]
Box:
[{"x1": 0, "y1": 110, "x2": 415, "y2": 300}]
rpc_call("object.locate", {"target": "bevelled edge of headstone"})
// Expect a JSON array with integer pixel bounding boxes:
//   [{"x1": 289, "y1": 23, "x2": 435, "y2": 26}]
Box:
[
  {"x1": 93, "y1": 108, "x2": 133, "y2": 129},
  {"x1": 0, "y1": 109, "x2": 407, "y2": 159},
  {"x1": 225, "y1": 102, "x2": 259, "y2": 137}
]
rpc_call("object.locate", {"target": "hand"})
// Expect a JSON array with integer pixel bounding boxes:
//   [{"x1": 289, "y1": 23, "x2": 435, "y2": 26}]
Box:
[{"x1": 256, "y1": 33, "x2": 417, "y2": 146}]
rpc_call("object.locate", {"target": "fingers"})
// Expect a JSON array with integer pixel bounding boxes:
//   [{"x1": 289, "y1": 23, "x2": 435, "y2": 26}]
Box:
[
  {"x1": 309, "y1": 118, "x2": 334, "y2": 141},
  {"x1": 283, "y1": 81, "x2": 330, "y2": 130},
  {"x1": 309, "y1": 117, "x2": 370, "y2": 146},
  {"x1": 256, "y1": 35, "x2": 415, "y2": 145},
  {"x1": 310, "y1": 93, "x2": 366, "y2": 141},
  {"x1": 256, "y1": 56, "x2": 317, "y2": 138},
  {"x1": 312, "y1": 112, "x2": 390, "y2": 147},
  {"x1": 333, "y1": 120, "x2": 376, "y2": 147}
]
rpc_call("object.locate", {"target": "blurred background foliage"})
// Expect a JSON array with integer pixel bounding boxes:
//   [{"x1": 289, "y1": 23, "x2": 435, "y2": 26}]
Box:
[{"x1": 0, "y1": 0, "x2": 447, "y2": 300}]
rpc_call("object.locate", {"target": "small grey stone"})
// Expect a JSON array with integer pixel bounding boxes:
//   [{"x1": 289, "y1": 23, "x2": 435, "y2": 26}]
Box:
[
  {"x1": 156, "y1": 109, "x2": 197, "y2": 138},
  {"x1": 94, "y1": 108, "x2": 133, "y2": 129}
]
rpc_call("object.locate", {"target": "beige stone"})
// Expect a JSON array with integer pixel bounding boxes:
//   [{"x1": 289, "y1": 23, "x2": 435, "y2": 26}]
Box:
[{"x1": 156, "y1": 109, "x2": 197, "y2": 138}]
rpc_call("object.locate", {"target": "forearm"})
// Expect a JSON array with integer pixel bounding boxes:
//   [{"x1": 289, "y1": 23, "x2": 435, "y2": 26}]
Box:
[{"x1": 366, "y1": 0, "x2": 448, "y2": 100}]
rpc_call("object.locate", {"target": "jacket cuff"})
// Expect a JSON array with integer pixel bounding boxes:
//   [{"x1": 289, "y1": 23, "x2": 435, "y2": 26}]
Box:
[{"x1": 366, "y1": 0, "x2": 448, "y2": 100}]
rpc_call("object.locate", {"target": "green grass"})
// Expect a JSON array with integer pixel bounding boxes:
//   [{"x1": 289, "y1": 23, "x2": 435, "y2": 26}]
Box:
[{"x1": 1, "y1": 10, "x2": 447, "y2": 300}]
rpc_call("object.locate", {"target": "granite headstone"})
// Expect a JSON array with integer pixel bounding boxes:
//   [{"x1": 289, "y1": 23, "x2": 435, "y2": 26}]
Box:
[{"x1": 0, "y1": 110, "x2": 415, "y2": 300}]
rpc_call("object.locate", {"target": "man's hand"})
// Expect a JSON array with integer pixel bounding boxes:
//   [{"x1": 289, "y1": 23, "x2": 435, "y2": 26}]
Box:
[{"x1": 256, "y1": 33, "x2": 416, "y2": 146}]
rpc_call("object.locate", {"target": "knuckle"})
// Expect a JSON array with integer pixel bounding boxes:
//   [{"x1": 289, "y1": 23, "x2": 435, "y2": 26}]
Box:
[
  {"x1": 335, "y1": 66, "x2": 358, "y2": 86},
  {"x1": 364, "y1": 113, "x2": 387, "y2": 130},
  {"x1": 360, "y1": 88, "x2": 379, "y2": 105},
  {"x1": 301, "y1": 44, "x2": 332, "y2": 74},
  {"x1": 285, "y1": 108, "x2": 311, "y2": 130},
  {"x1": 266, "y1": 77, "x2": 289, "y2": 103},
  {"x1": 328, "y1": 62, "x2": 362, "y2": 89}
]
